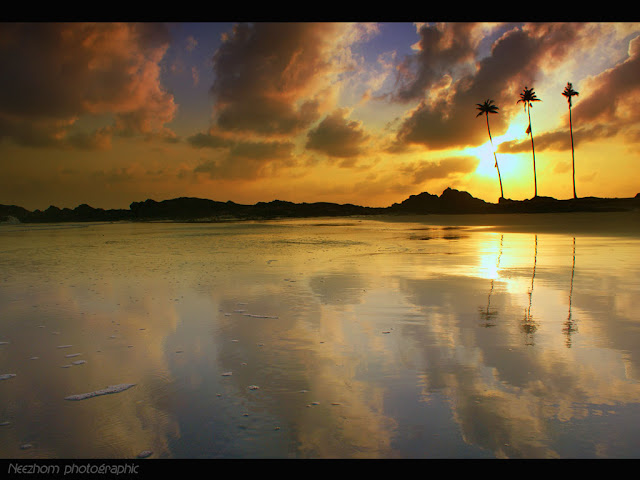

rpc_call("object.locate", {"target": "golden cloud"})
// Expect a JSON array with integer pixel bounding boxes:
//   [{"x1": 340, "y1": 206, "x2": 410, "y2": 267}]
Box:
[{"x1": 305, "y1": 109, "x2": 369, "y2": 159}]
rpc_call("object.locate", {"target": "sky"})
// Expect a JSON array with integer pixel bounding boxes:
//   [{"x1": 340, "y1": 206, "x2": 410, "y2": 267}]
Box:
[{"x1": 1, "y1": 22, "x2": 639, "y2": 210}]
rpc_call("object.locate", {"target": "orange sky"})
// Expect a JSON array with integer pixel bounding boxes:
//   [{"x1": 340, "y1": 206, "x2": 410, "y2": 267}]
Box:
[{"x1": 1, "y1": 22, "x2": 639, "y2": 210}]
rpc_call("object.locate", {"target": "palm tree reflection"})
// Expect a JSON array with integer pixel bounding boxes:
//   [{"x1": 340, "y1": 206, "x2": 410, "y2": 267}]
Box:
[
  {"x1": 522, "y1": 235, "x2": 538, "y2": 345},
  {"x1": 563, "y1": 237, "x2": 578, "y2": 347},
  {"x1": 479, "y1": 234, "x2": 503, "y2": 327},
  {"x1": 478, "y1": 234, "x2": 578, "y2": 347}
]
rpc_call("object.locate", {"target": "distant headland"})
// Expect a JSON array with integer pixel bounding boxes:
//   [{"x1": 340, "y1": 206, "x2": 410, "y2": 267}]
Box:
[{"x1": 1, "y1": 187, "x2": 639, "y2": 224}]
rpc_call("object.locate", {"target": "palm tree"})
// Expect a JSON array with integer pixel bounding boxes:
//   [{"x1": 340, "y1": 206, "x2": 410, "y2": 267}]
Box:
[
  {"x1": 476, "y1": 99, "x2": 504, "y2": 199},
  {"x1": 517, "y1": 86, "x2": 542, "y2": 198},
  {"x1": 562, "y1": 82, "x2": 579, "y2": 199}
]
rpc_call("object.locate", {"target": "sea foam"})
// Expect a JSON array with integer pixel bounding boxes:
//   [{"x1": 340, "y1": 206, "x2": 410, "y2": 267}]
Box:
[{"x1": 64, "y1": 383, "x2": 136, "y2": 401}]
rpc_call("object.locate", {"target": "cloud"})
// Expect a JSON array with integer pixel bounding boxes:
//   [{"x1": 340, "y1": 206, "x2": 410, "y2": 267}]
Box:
[
  {"x1": 187, "y1": 131, "x2": 232, "y2": 149},
  {"x1": 391, "y1": 23, "x2": 593, "y2": 151},
  {"x1": 207, "y1": 22, "x2": 370, "y2": 137},
  {"x1": 66, "y1": 128, "x2": 114, "y2": 150},
  {"x1": 187, "y1": 22, "x2": 380, "y2": 179},
  {"x1": 391, "y1": 23, "x2": 487, "y2": 103},
  {"x1": 191, "y1": 66, "x2": 199, "y2": 86},
  {"x1": 498, "y1": 31, "x2": 640, "y2": 151},
  {"x1": 0, "y1": 23, "x2": 176, "y2": 149},
  {"x1": 500, "y1": 32, "x2": 640, "y2": 155},
  {"x1": 571, "y1": 34, "x2": 640, "y2": 135},
  {"x1": 305, "y1": 108, "x2": 369, "y2": 159},
  {"x1": 401, "y1": 156, "x2": 479, "y2": 184},
  {"x1": 185, "y1": 35, "x2": 198, "y2": 52},
  {"x1": 553, "y1": 160, "x2": 571, "y2": 174},
  {"x1": 193, "y1": 138, "x2": 296, "y2": 180},
  {"x1": 498, "y1": 129, "x2": 568, "y2": 153},
  {"x1": 498, "y1": 124, "x2": 620, "y2": 154}
]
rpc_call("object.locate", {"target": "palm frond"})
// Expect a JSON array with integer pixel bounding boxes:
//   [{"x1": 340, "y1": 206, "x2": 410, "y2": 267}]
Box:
[
  {"x1": 562, "y1": 82, "x2": 579, "y2": 106},
  {"x1": 517, "y1": 86, "x2": 541, "y2": 109},
  {"x1": 476, "y1": 99, "x2": 499, "y2": 117}
]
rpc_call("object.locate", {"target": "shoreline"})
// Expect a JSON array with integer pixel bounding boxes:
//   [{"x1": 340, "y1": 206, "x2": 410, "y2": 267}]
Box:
[
  {"x1": 2, "y1": 188, "x2": 639, "y2": 237},
  {"x1": 372, "y1": 210, "x2": 640, "y2": 237},
  {"x1": 3, "y1": 210, "x2": 639, "y2": 238}
]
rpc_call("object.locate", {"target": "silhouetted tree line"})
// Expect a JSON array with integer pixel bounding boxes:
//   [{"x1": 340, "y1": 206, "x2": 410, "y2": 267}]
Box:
[{"x1": 2, "y1": 187, "x2": 639, "y2": 224}]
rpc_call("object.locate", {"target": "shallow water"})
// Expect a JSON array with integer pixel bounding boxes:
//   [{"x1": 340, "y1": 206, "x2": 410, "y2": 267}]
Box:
[{"x1": 1, "y1": 216, "x2": 639, "y2": 459}]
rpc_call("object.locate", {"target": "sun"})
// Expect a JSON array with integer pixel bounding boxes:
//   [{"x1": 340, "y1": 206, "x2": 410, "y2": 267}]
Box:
[{"x1": 466, "y1": 141, "x2": 500, "y2": 178}]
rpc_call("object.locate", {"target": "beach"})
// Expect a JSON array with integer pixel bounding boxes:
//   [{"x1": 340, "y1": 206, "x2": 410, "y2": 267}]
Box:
[{"x1": 1, "y1": 216, "x2": 639, "y2": 458}]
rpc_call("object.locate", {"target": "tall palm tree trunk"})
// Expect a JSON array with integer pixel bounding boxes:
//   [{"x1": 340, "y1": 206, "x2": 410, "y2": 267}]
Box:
[
  {"x1": 569, "y1": 105, "x2": 576, "y2": 199},
  {"x1": 486, "y1": 115, "x2": 504, "y2": 199},
  {"x1": 562, "y1": 82, "x2": 579, "y2": 200},
  {"x1": 527, "y1": 105, "x2": 537, "y2": 198}
]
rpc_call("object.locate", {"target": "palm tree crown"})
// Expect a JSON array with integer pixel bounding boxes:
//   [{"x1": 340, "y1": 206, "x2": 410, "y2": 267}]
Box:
[
  {"x1": 476, "y1": 99, "x2": 499, "y2": 117},
  {"x1": 562, "y1": 82, "x2": 579, "y2": 107},
  {"x1": 518, "y1": 86, "x2": 541, "y2": 110}
]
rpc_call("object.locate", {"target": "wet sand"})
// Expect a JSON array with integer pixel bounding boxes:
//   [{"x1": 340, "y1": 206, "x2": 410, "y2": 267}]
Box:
[
  {"x1": 372, "y1": 210, "x2": 640, "y2": 237},
  {"x1": 1, "y1": 216, "x2": 640, "y2": 458}
]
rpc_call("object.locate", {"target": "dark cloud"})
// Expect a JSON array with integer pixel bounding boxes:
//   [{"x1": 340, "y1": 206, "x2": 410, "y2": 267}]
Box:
[
  {"x1": 401, "y1": 156, "x2": 479, "y2": 184},
  {"x1": 305, "y1": 109, "x2": 369, "y2": 158},
  {"x1": 498, "y1": 129, "x2": 568, "y2": 154},
  {"x1": 65, "y1": 128, "x2": 114, "y2": 150},
  {"x1": 187, "y1": 131, "x2": 232, "y2": 149},
  {"x1": 572, "y1": 35, "x2": 640, "y2": 129},
  {"x1": 193, "y1": 139, "x2": 296, "y2": 180},
  {"x1": 0, "y1": 23, "x2": 176, "y2": 149},
  {"x1": 498, "y1": 124, "x2": 623, "y2": 153},
  {"x1": 91, "y1": 167, "x2": 137, "y2": 184},
  {"x1": 214, "y1": 96, "x2": 320, "y2": 136},
  {"x1": 392, "y1": 23, "x2": 481, "y2": 103},
  {"x1": 515, "y1": 32, "x2": 640, "y2": 149},
  {"x1": 190, "y1": 23, "x2": 377, "y2": 178},
  {"x1": 229, "y1": 140, "x2": 294, "y2": 160},
  {"x1": 208, "y1": 22, "x2": 344, "y2": 136}
]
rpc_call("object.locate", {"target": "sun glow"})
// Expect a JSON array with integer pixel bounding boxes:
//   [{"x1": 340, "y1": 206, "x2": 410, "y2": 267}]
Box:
[
  {"x1": 481, "y1": 120, "x2": 532, "y2": 174},
  {"x1": 469, "y1": 142, "x2": 499, "y2": 178},
  {"x1": 478, "y1": 246, "x2": 502, "y2": 280},
  {"x1": 495, "y1": 120, "x2": 529, "y2": 144}
]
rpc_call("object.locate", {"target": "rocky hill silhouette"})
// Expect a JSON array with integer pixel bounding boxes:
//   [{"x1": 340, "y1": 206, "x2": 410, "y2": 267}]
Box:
[
  {"x1": 388, "y1": 188, "x2": 640, "y2": 214},
  {"x1": 2, "y1": 188, "x2": 639, "y2": 224},
  {"x1": 388, "y1": 187, "x2": 491, "y2": 214}
]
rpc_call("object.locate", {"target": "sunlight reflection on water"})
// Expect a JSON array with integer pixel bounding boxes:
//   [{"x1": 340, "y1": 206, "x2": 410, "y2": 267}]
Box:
[{"x1": 1, "y1": 217, "x2": 639, "y2": 458}]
